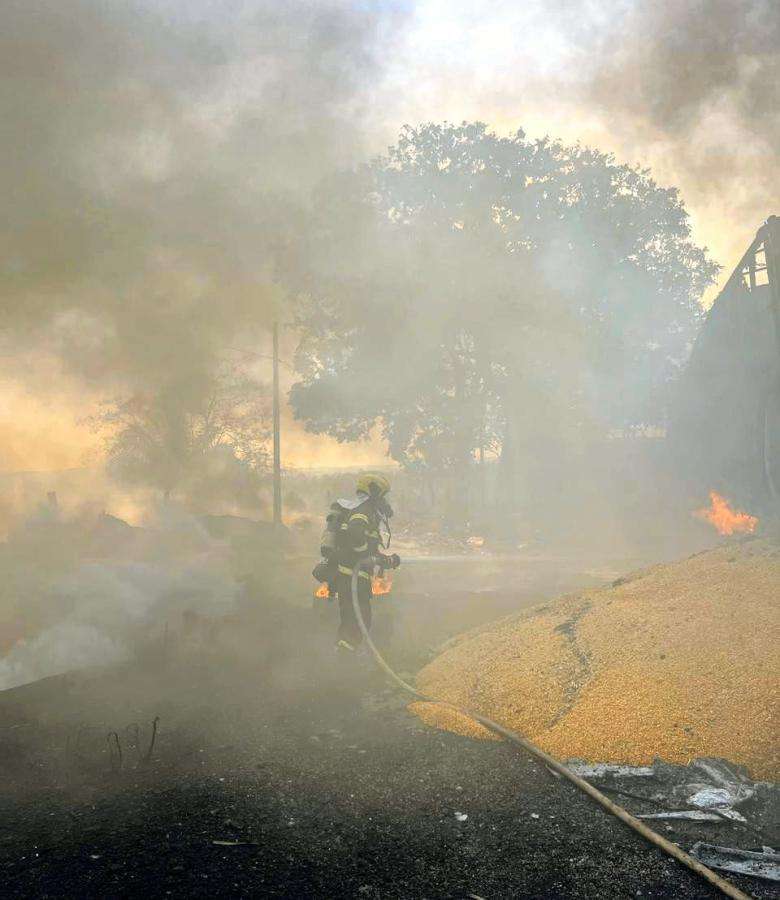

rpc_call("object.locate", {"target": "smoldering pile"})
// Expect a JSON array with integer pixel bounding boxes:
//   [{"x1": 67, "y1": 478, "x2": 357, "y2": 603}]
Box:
[
  {"x1": 410, "y1": 540, "x2": 779, "y2": 780},
  {"x1": 0, "y1": 508, "x2": 250, "y2": 692}
]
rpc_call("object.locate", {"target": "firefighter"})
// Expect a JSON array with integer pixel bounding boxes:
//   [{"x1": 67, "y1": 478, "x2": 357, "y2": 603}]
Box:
[{"x1": 333, "y1": 472, "x2": 400, "y2": 652}]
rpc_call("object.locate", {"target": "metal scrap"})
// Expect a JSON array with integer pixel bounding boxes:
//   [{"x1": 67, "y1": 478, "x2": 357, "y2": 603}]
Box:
[{"x1": 690, "y1": 843, "x2": 780, "y2": 883}]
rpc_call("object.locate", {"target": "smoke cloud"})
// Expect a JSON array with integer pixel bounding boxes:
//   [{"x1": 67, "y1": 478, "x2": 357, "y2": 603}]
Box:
[
  {"x1": 0, "y1": 500, "x2": 243, "y2": 691},
  {"x1": 385, "y1": 0, "x2": 779, "y2": 278},
  {"x1": 0, "y1": 0, "x2": 409, "y2": 389},
  {"x1": 0, "y1": 550, "x2": 239, "y2": 691},
  {"x1": 4, "y1": 1, "x2": 775, "y2": 474},
  {"x1": 577, "y1": 0, "x2": 779, "y2": 236},
  {"x1": 0, "y1": 0, "x2": 411, "y2": 687}
]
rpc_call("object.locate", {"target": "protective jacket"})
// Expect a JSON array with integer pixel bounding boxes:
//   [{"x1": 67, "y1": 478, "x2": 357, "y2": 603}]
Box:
[
  {"x1": 318, "y1": 484, "x2": 399, "y2": 649},
  {"x1": 333, "y1": 496, "x2": 387, "y2": 583}
]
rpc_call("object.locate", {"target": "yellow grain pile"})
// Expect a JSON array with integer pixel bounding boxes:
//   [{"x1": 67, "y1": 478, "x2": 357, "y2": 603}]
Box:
[{"x1": 411, "y1": 540, "x2": 780, "y2": 779}]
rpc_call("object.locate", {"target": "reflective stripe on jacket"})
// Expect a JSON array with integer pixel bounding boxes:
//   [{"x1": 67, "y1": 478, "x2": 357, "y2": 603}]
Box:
[{"x1": 337, "y1": 503, "x2": 381, "y2": 575}]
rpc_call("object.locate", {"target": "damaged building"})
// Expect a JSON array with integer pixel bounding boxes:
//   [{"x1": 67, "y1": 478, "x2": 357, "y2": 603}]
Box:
[{"x1": 672, "y1": 216, "x2": 780, "y2": 515}]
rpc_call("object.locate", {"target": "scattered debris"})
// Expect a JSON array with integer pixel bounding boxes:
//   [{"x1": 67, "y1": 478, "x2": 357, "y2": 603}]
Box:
[
  {"x1": 391, "y1": 527, "x2": 489, "y2": 557},
  {"x1": 211, "y1": 840, "x2": 258, "y2": 847},
  {"x1": 638, "y1": 810, "x2": 746, "y2": 823},
  {"x1": 553, "y1": 756, "x2": 780, "y2": 849},
  {"x1": 568, "y1": 763, "x2": 654, "y2": 778},
  {"x1": 454, "y1": 811, "x2": 468, "y2": 822},
  {"x1": 689, "y1": 787, "x2": 743, "y2": 808},
  {"x1": 690, "y1": 843, "x2": 780, "y2": 883}
]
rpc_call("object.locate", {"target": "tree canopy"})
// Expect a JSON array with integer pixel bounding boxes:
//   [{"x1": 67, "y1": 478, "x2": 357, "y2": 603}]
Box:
[
  {"x1": 290, "y1": 122, "x2": 719, "y2": 473},
  {"x1": 94, "y1": 368, "x2": 271, "y2": 509}
]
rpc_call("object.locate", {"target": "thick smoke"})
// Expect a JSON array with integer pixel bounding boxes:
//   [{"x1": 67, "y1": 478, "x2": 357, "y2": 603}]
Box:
[
  {"x1": 0, "y1": 0, "x2": 409, "y2": 688},
  {"x1": 0, "y1": 536, "x2": 239, "y2": 691},
  {"x1": 576, "y1": 0, "x2": 779, "y2": 231},
  {"x1": 387, "y1": 0, "x2": 778, "y2": 273},
  {"x1": 0, "y1": 0, "x2": 409, "y2": 389},
  {"x1": 1, "y1": 1, "x2": 773, "y2": 693}
]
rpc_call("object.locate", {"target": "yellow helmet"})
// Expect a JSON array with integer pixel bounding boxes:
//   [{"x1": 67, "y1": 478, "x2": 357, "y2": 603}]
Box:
[{"x1": 356, "y1": 472, "x2": 391, "y2": 497}]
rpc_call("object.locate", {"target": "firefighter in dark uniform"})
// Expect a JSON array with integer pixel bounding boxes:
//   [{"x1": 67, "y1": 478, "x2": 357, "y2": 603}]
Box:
[{"x1": 334, "y1": 472, "x2": 400, "y2": 652}]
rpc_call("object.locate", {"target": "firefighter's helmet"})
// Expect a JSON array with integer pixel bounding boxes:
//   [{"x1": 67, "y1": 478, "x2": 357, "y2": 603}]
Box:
[{"x1": 356, "y1": 472, "x2": 391, "y2": 497}]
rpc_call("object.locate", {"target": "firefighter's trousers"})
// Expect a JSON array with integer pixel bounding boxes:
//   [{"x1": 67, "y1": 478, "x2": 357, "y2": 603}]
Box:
[{"x1": 336, "y1": 571, "x2": 372, "y2": 646}]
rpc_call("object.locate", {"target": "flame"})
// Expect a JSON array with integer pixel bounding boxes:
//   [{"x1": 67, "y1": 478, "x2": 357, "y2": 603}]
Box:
[
  {"x1": 313, "y1": 571, "x2": 393, "y2": 598},
  {"x1": 694, "y1": 491, "x2": 758, "y2": 536},
  {"x1": 372, "y1": 572, "x2": 393, "y2": 595}
]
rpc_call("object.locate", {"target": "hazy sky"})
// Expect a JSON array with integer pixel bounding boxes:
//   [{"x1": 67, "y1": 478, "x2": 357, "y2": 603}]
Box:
[
  {"x1": 377, "y1": 0, "x2": 778, "y2": 282},
  {"x1": 2, "y1": 0, "x2": 777, "y2": 473}
]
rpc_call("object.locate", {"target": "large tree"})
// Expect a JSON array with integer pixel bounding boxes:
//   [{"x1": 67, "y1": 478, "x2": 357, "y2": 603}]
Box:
[
  {"x1": 94, "y1": 367, "x2": 271, "y2": 509},
  {"x1": 290, "y1": 122, "x2": 719, "y2": 483}
]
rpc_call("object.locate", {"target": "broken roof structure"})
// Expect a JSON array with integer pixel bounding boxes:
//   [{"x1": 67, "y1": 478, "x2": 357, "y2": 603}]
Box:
[{"x1": 672, "y1": 216, "x2": 780, "y2": 514}]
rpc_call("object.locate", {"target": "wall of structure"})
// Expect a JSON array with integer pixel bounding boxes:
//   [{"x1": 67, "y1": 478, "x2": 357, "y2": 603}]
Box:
[{"x1": 671, "y1": 225, "x2": 780, "y2": 514}]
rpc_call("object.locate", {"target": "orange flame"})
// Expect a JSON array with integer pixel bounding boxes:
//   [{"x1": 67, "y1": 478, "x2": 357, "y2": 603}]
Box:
[
  {"x1": 694, "y1": 491, "x2": 758, "y2": 536},
  {"x1": 313, "y1": 571, "x2": 393, "y2": 598},
  {"x1": 371, "y1": 572, "x2": 393, "y2": 595}
]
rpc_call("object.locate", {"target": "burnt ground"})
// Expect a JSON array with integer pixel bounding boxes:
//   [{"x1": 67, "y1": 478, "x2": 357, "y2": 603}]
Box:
[{"x1": 1, "y1": 559, "x2": 777, "y2": 899}]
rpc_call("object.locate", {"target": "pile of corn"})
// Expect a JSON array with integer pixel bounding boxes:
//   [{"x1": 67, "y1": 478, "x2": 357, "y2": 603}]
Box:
[{"x1": 411, "y1": 540, "x2": 780, "y2": 780}]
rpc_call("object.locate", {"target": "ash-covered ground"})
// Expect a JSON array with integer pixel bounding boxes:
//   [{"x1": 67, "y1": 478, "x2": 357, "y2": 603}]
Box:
[{"x1": 1, "y1": 550, "x2": 775, "y2": 899}]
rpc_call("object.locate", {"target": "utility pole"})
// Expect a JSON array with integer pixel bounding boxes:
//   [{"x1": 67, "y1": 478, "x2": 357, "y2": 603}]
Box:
[{"x1": 272, "y1": 321, "x2": 282, "y2": 525}]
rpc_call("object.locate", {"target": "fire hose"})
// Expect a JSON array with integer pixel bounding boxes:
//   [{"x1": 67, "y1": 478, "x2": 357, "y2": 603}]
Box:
[{"x1": 350, "y1": 564, "x2": 751, "y2": 900}]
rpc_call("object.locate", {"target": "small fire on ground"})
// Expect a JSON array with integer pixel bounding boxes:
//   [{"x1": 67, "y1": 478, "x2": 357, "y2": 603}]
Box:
[
  {"x1": 315, "y1": 572, "x2": 393, "y2": 598},
  {"x1": 694, "y1": 490, "x2": 758, "y2": 536},
  {"x1": 372, "y1": 572, "x2": 393, "y2": 594}
]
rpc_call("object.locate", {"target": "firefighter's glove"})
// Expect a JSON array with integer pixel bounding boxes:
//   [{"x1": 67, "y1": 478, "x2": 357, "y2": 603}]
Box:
[
  {"x1": 312, "y1": 560, "x2": 334, "y2": 583},
  {"x1": 388, "y1": 553, "x2": 401, "y2": 569}
]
